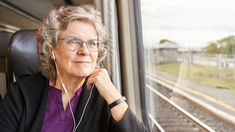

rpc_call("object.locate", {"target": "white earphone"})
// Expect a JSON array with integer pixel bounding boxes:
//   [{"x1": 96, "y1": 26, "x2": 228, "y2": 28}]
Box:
[{"x1": 52, "y1": 51, "x2": 55, "y2": 60}]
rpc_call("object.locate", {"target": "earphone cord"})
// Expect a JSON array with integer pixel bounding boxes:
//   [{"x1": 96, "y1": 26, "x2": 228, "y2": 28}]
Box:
[
  {"x1": 54, "y1": 61, "x2": 76, "y2": 131},
  {"x1": 54, "y1": 59, "x2": 94, "y2": 132},
  {"x1": 72, "y1": 84, "x2": 94, "y2": 132}
]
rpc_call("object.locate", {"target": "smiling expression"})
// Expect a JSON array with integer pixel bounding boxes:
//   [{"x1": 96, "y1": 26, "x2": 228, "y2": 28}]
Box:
[{"x1": 53, "y1": 20, "x2": 98, "y2": 78}]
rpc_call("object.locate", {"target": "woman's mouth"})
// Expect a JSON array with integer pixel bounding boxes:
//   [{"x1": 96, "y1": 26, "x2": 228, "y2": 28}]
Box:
[{"x1": 74, "y1": 61, "x2": 91, "y2": 63}]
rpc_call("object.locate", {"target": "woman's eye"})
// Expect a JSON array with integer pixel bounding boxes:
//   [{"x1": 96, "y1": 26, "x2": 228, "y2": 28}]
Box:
[
  {"x1": 88, "y1": 40, "x2": 97, "y2": 46},
  {"x1": 67, "y1": 38, "x2": 78, "y2": 43}
]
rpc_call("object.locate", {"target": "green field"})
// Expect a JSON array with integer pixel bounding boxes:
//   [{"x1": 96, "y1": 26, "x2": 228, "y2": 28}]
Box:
[{"x1": 154, "y1": 62, "x2": 235, "y2": 92}]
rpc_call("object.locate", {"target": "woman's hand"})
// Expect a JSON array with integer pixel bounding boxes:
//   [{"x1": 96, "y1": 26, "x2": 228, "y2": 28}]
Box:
[
  {"x1": 86, "y1": 69, "x2": 121, "y2": 104},
  {"x1": 86, "y1": 69, "x2": 128, "y2": 121}
]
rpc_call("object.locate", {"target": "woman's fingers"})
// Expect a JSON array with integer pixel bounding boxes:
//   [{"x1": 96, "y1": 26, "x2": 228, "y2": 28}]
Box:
[
  {"x1": 85, "y1": 69, "x2": 100, "y2": 89},
  {"x1": 86, "y1": 69, "x2": 113, "y2": 97}
]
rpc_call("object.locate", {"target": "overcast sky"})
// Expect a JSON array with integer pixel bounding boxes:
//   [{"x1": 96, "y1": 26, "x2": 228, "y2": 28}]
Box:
[{"x1": 140, "y1": 0, "x2": 235, "y2": 48}]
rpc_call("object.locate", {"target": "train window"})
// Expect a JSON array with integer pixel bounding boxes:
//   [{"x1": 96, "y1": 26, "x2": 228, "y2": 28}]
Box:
[{"x1": 141, "y1": 0, "x2": 235, "y2": 131}]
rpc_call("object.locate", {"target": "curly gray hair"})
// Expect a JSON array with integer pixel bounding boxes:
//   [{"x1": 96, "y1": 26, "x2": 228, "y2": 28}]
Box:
[{"x1": 37, "y1": 5, "x2": 108, "y2": 80}]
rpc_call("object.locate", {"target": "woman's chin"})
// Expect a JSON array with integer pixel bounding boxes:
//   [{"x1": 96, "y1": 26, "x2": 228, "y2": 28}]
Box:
[
  {"x1": 74, "y1": 70, "x2": 93, "y2": 77},
  {"x1": 71, "y1": 66, "x2": 95, "y2": 77}
]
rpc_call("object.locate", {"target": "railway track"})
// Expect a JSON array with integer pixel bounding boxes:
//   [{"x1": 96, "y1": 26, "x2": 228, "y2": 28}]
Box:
[
  {"x1": 146, "y1": 74, "x2": 235, "y2": 132},
  {"x1": 146, "y1": 84, "x2": 213, "y2": 132}
]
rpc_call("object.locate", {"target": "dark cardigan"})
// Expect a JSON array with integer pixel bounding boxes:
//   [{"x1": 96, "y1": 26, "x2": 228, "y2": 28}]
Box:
[{"x1": 0, "y1": 73, "x2": 149, "y2": 132}]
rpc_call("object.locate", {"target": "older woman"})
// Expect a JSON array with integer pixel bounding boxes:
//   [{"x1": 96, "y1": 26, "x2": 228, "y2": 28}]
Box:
[{"x1": 0, "y1": 5, "x2": 149, "y2": 132}]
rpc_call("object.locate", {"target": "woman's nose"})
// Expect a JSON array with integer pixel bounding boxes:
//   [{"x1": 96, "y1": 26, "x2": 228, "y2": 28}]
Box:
[{"x1": 77, "y1": 43, "x2": 90, "y2": 54}]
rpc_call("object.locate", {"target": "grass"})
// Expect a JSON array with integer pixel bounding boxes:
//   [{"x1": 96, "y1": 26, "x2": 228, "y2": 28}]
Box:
[{"x1": 154, "y1": 62, "x2": 235, "y2": 93}]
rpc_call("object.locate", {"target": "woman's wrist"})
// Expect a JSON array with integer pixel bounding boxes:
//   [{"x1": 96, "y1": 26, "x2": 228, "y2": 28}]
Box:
[
  {"x1": 102, "y1": 85, "x2": 128, "y2": 121},
  {"x1": 110, "y1": 102, "x2": 128, "y2": 121},
  {"x1": 103, "y1": 85, "x2": 122, "y2": 105},
  {"x1": 108, "y1": 96, "x2": 126, "y2": 109}
]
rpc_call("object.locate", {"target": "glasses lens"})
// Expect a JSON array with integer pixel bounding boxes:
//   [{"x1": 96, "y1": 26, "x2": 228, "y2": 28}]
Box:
[
  {"x1": 87, "y1": 40, "x2": 98, "y2": 51},
  {"x1": 64, "y1": 37, "x2": 81, "y2": 50}
]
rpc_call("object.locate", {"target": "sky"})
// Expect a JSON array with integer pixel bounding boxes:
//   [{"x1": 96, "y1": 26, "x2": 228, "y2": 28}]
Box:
[{"x1": 140, "y1": 0, "x2": 235, "y2": 48}]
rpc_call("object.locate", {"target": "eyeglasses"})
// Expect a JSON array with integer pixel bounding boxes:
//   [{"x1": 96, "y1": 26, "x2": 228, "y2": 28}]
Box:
[{"x1": 58, "y1": 37, "x2": 101, "y2": 52}]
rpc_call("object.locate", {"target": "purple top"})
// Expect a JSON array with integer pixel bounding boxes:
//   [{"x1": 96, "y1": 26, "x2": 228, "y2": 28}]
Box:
[{"x1": 41, "y1": 85, "x2": 83, "y2": 132}]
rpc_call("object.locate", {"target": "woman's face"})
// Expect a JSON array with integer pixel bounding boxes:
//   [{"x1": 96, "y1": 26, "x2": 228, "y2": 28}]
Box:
[{"x1": 53, "y1": 20, "x2": 98, "y2": 78}]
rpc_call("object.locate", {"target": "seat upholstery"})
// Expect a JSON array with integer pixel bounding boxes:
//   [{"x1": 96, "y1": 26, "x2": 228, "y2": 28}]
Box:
[{"x1": 9, "y1": 29, "x2": 40, "y2": 78}]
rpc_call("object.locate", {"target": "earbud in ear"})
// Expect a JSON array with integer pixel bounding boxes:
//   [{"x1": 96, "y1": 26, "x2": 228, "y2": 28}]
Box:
[{"x1": 52, "y1": 51, "x2": 55, "y2": 60}]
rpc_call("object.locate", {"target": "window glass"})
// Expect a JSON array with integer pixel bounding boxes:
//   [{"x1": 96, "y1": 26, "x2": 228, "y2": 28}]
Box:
[{"x1": 141, "y1": 0, "x2": 235, "y2": 131}]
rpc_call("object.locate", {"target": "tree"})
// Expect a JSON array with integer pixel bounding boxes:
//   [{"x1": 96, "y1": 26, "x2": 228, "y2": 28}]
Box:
[
  {"x1": 159, "y1": 39, "x2": 176, "y2": 45},
  {"x1": 205, "y1": 36, "x2": 235, "y2": 54},
  {"x1": 205, "y1": 42, "x2": 219, "y2": 54}
]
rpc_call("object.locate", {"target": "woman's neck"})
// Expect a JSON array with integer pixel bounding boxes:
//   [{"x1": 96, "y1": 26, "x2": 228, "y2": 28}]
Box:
[{"x1": 53, "y1": 73, "x2": 85, "y2": 95}]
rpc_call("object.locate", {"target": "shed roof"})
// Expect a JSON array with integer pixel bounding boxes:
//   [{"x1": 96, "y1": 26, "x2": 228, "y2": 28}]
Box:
[{"x1": 155, "y1": 42, "x2": 180, "y2": 49}]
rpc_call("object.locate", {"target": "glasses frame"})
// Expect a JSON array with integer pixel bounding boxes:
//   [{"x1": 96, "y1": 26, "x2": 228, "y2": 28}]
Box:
[{"x1": 58, "y1": 36, "x2": 101, "y2": 52}]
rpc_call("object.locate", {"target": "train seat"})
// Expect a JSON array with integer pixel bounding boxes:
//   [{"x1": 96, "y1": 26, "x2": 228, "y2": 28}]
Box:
[{"x1": 9, "y1": 29, "x2": 40, "y2": 79}]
